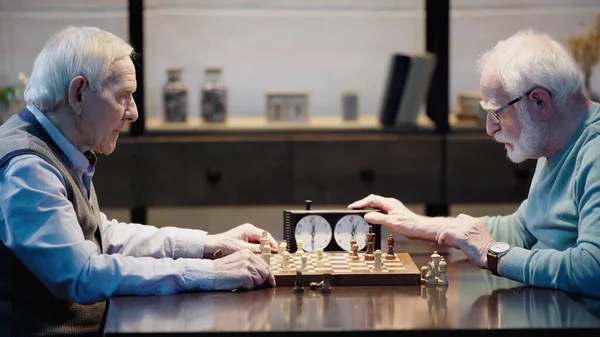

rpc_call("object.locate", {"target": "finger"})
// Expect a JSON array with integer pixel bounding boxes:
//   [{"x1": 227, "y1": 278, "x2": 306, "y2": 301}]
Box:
[
  {"x1": 364, "y1": 212, "x2": 395, "y2": 227},
  {"x1": 241, "y1": 242, "x2": 262, "y2": 254},
  {"x1": 436, "y1": 223, "x2": 449, "y2": 243},
  {"x1": 254, "y1": 259, "x2": 273, "y2": 287},
  {"x1": 265, "y1": 231, "x2": 278, "y2": 248},
  {"x1": 437, "y1": 228, "x2": 458, "y2": 247},
  {"x1": 348, "y1": 194, "x2": 385, "y2": 210}
]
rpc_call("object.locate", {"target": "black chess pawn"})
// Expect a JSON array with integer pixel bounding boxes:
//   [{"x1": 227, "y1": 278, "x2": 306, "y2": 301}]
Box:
[
  {"x1": 321, "y1": 274, "x2": 332, "y2": 293},
  {"x1": 386, "y1": 234, "x2": 396, "y2": 260},
  {"x1": 293, "y1": 270, "x2": 304, "y2": 293}
]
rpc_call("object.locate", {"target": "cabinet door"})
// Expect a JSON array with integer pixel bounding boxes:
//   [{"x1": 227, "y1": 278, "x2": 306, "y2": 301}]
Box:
[
  {"x1": 134, "y1": 140, "x2": 293, "y2": 206},
  {"x1": 447, "y1": 134, "x2": 535, "y2": 203},
  {"x1": 94, "y1": 141, "x2": 137, "y2": 208},
  {"x1": 292, "y1": 135, "x2": 443, "y2": 205}
]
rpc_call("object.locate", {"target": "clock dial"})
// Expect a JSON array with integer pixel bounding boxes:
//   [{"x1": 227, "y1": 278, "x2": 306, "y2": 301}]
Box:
[
  {"x1": 294, "y1": 215, "x2": 332, "y2": 252},
  {"x1": 334, "y1": 215, "x2": 369, "y2": 251}
]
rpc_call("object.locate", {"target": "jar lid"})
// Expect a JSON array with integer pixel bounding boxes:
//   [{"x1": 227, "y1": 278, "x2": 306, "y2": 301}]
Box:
[
  {"x1": 205, "y1": 67, "x2": 222, "y2": 74},
  {"x1": 167, "y1": 67, "x2": 183, "y2": 73}
]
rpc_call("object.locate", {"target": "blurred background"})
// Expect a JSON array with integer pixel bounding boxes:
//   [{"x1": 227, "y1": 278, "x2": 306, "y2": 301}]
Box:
[{"x1": 1, "y1": 0, "x2": 600, "y2": 248}]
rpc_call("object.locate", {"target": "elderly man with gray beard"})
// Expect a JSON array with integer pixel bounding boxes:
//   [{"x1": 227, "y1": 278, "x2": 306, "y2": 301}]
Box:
[
  {"x1": 0, "y1": 26, "x2": 276, "y2": 337},
  {"x1": 351, "y1": 29, "x2": 600, "y2": 301}
]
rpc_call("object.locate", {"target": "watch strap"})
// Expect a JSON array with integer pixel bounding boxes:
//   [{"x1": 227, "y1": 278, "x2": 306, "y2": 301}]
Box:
[{"x1": 487, "y1": 250, "x2": 500, "y2": 276}]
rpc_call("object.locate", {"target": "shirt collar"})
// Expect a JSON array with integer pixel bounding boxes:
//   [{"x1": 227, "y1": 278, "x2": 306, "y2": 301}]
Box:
[{"x1": 27, "y1": 104, "x2": 95, "y2": 172}]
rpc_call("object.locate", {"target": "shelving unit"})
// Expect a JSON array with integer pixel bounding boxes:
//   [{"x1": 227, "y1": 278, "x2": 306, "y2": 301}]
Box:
[{"x1": 98, "y1": 0, "x2": 534, "y2": 224}]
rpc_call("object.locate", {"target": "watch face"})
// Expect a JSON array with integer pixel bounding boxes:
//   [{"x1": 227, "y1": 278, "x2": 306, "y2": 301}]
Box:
[{"x1": 489, "y1": 242, "x2": 510, "y2": 254}]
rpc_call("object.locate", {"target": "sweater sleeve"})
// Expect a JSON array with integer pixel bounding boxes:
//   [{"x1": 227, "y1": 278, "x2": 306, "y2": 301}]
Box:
[
  {"x1": 498, "y1": 136, "x2": 600, "y2": 299},
  {"x1": 479, "y1": 199, "x2": 538, "y2": 249}
]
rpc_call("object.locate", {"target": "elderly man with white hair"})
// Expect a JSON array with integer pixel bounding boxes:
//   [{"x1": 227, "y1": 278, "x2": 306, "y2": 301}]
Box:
[
  {"x1": 0, "y1": 26, "x2": 277, "y2": 336},
  {"x1": 351, "y1": 29, "x2": 600, "y2": 299}
]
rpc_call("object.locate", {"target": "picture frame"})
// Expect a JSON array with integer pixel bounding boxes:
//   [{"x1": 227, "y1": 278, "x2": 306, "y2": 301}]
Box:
[{"x1": 266, "y1": 91, "x2": 310, "y2": 122}]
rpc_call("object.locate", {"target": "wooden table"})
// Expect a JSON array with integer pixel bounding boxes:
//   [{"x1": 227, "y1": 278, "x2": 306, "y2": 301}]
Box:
[{"x1": 103, "y1": 244, "x2": 600, "y2": 336}]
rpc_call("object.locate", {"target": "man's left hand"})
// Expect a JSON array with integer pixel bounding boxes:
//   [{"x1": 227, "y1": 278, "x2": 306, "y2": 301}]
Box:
[
  {"x1": 204, "y1": 223, "x2": 278, "y2": 258},
  {"x1": 435, "y1": 214, "x2": 496, "y2": 268}
]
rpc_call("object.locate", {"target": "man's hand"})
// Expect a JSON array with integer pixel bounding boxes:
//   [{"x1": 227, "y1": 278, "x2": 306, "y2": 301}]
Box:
[
  {"x1": 348, "y1": 194, "x2": 425, "y2": 239},
  {"x1": 204, "y1": 223, "x2": 278, "y2": 258},
  {"x1": 436, "y1": 214, "x2": 496, "y2": 268},
  {"x1": 212, "y1": 249, "x2": 275, "y2": 290}
]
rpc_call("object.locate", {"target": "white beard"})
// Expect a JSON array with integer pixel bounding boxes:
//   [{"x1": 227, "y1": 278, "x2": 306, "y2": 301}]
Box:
[{"x1": 494, "y1": 104, "x2": 545, "y2": 163}]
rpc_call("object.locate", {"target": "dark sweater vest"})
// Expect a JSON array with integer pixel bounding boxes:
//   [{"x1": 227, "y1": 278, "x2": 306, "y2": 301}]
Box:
[{"x1": 0, "y1": 108, "x2": 106, "y2": 336}]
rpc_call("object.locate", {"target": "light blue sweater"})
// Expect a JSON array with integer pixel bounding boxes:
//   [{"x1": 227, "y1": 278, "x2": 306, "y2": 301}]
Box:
[{"x1": 481, "y1": 102, "x2": 600, "y2": 299}]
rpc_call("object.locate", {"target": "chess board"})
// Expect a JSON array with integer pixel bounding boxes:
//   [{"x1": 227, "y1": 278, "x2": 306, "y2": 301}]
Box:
[{"x1": 267, "y1": 252, "x2": 421, "y2": 286}]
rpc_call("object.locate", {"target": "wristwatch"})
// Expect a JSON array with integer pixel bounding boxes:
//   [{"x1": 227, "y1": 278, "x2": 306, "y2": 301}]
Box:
[{"x1": 487, "y1": 242, "x2": 511, "y2": 276}]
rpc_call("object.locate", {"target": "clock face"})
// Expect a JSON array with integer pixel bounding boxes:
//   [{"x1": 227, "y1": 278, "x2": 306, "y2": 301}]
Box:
[
  {"x1": 334, "y1": 214, "x2": 369, "y2": 251},
  {"x1": 294, "y1": 215, "x2": 332, "y2": 252}
]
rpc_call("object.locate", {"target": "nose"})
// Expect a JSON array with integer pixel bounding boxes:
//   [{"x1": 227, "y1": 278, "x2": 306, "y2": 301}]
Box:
[
  {"x1": 126, "y1": 98, "x2": 139, "y2": 123},
  {"x1": 486, "y1": 112, "x2": 500, "y2": 136}
]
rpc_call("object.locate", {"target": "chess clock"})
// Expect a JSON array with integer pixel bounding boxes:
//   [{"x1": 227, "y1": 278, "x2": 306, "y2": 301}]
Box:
[{"x1": 283, "y1": 200, "x2": 381, "y2": 253}]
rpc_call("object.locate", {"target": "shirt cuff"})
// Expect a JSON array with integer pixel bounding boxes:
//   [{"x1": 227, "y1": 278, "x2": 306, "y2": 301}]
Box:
[
  {"x1": 184, "y1": 259, "x2": 215, "y2": 291},
  {"x1": 173, "y1": 228, "x2": 208, "y2": 259},
  {"x1": 498, "y1": 246, "x2": 531, "y2": 283}
]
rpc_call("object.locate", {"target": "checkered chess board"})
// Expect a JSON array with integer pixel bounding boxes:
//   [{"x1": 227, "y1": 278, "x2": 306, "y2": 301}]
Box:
[{"x1": 267, "y1": 252, "x2": 421, "y2": 286}]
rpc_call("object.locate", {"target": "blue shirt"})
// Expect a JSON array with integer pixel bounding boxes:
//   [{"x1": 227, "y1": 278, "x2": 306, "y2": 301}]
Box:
[
  {"x1": 0, "y1": 105, "x2": 215, "y2": 304},
  {"x1": 482, "y1": 102, "x2": 600, "y2": 299}
]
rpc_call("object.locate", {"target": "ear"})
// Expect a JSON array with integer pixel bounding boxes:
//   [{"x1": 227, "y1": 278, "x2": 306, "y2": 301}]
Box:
[
  {"x1": 68, "y1": 76, "x2": 88, "y2": 116},
  {"x1": 529, "y1": 87, "x2": 552, "y2": 122}
]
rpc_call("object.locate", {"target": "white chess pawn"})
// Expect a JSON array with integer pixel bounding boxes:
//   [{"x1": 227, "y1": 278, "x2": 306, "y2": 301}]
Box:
[
  {"x1": 296, "y1": 240, "x2": 304, "y2": 254},
  {"x1": 262, "y1": 245, "x2": 272, "y2": 266},
  {"x1": 437, "y1": 257, "x2": 448, "y2": 286},
  {"x1": 373, "y1": 249, "x2": 383, "y2": 270},
  {"x1": 278, "y1": 241, "x2": 287, "y2": 254},
  {"x1": 259, "y1": 230, "x2": 269, "y2": 252},
  {"x1": 282, "y1": 251, "x2": 291, "y2": 269},
  {"x1": 300, "y1": 254, "x2": 308, "y2": 271},
  {"x1": 317, "y1": 248, "x2": 324, "y2": 261}
]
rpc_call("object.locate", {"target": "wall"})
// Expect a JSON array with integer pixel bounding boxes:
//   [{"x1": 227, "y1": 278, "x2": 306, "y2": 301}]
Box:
[{"x1": 1, "y1": 0, "x2": 600, "y2": 122}]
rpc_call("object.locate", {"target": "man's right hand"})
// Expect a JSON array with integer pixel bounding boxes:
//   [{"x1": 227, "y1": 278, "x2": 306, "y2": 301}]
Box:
[
  {"x1": 212, "y1": 249, "x2": 275, "y2": 291},
  {"x1": 348, "y1": 194, "x2": 431, "y2": 240}
]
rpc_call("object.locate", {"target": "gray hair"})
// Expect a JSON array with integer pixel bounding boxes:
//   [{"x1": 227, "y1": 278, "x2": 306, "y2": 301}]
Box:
[
  {"x1": 477, "y1": 29, "x2": 583, "y2": 110},
  {"x1": 24, "y1": 25, "x2": 134, "y2": 112}
]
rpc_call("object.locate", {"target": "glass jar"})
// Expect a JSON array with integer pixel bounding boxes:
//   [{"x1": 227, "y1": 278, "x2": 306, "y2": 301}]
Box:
[
  {"x1": 200, "y1": 67, "x2": 227, "y2": 123},
  {"x1": 163, "y1": 67, "x2": 188, "y2": 122}
]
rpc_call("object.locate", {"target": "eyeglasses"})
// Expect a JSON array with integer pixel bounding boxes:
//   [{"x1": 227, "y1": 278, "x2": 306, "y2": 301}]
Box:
[{"x1": 487, "y1": 89, "x2": 534, "y2": 123}]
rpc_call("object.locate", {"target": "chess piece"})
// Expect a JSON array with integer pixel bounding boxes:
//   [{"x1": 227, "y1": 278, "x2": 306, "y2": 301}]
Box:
[
  {"x1": 351, "y1": 243, "x2": 360, "y2": 262},
  {"x1": 349, "y1": 239, "x2": 357, "y2": 256},
  {"x1": 300, "y1": 254, "x2": 308, "y2": 271},
  {"x1": 259, "y1": 230, "x2": 269, "y2": 252},
  {"x1": 425, "y1": 260, "x2": 436, "y2": 286},
  {"x1": 293, "y1": 270, "x2": 304, "y2": 293},
  {"x1": 262, "y1": 245, "x2": 271, "y2": 265},
  {"x1": 364, "y1": 225, "x2": 375, "y2": 261},
  {"x1": 385, "y1": 234, "x2": 396, "y2": 260},
  {"x1": 420, "y1": 266, "x2": 428, "y2": 283},
  {"x1": 278, "y1": 241, "x2": 287, "y2": 254},
  {"x1": 321, "y1": 273, "x2": 332, "y2": 293},
  {"x1": 317, "y1": 248, "x2": 324, "y2": 261},
  {"x1": 431, "y1": 251, "x2": 441, "y2": 278},
  {"x1": 309, "y1": 281, "x2": 323, "y2": 290},
  {"x1": 296, "y1": 240, "x2": 305, "y2": 254},
  {"x1": 282, "y1": 251, "x2": 291, "y2": 269},
  {"x1": 372, "y1": 249, "x2": 383, "y2": 270},
  {"x1": 437, "y1": 257, "x2": 448, "y2": 286}
]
